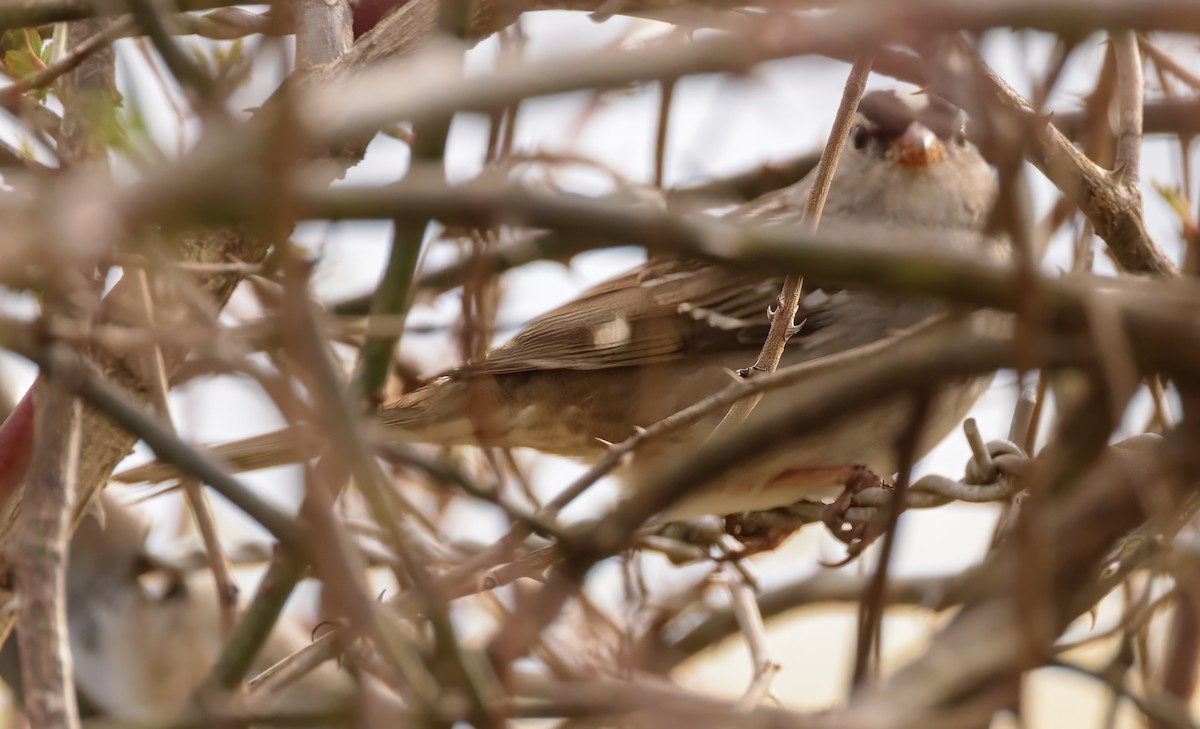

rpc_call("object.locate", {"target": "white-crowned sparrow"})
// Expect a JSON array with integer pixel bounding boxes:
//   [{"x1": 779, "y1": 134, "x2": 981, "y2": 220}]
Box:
[
  {"x1": 116, "y1": 88, "x2": 1005, "y2": 521},
  {"x1": 0, "y1": 495, "x2": 352, "y2": 720}
]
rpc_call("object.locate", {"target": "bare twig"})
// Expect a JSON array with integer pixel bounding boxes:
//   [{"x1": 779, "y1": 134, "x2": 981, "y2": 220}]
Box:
[
  {"x1": 851, "y1": 393, "x2": 930, "y2": 689},
  {"x1": 15, "y1": 385, "x2": 81, "y2": 729},
  {"x1": 0, "y1": 0, "x2": 239, "y2": 30},
  {"x1": 22, "y1": 340, "x2": 306, "y2": 553},
  {"x1": 1138, "y1": 35, "x2": 1200, "y2": 93},
  {"x1": 1111, "y1": 30, "x2": 1145, "y2": 186},
  {"x1": 133, "y1": 269, "x2": 238, "y2": 637},
  {"x1": 716, "y1": 53, "x2": 871, "y2": 429},
  {"x1": 726, "y1": 565, "x2": 779, "y2": 708},
  {"x1": 198, "y1": 553, "x2": 307, "y2": 695},
  {"x1": 1051, "y1": 659, "x2": 1199, "y2": 729}
]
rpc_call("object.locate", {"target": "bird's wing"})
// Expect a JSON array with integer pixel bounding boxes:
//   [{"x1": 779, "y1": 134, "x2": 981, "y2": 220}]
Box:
[
  {"x1": 464, "y1": 258, "x2": 779, "y2": 374},
  {"x1": 459, "y1": 172, "x2": 989, "y2": 377},
  {"x1": 459, "y1": 251, "x2": 925, "y2": 376}
]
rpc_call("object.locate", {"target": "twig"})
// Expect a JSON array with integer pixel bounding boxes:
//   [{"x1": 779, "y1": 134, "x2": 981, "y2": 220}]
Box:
[
  {"x1": 134, "y1": 269, "x2": 238, "y2": 637},
  {"x1": 279, "y1": 256, "x2": 487, "y2": 723},
  {"x1": 844, "y1": 433, "x2": 1200, "y2": 728},
  {"x1": 15, "y1": 385, "x2": 80, "y2": 729},
  {"x1": 354, "y1": 2, "x2": 463, "y2": 403},
  {"x1": 126, "y1": 0, "x2": 216, "y2": 103},
  {"x1": 1153, "y1": 589, "x2": 1200, "y2": 729},
  {"x1": 0, "y1": 17, "x2": 132, "y2": 112},
  {"x1": 1111, "y1": 30, "x2": 1145, "y2": 185},
  {"x1": 246, "y1": 631, "x2": 341, "y2": 701},
  {"x1": 1138, "y1": 35, "x2": 1200, "y2": 93},
  {"x1": 21, "y1": 341, "x2": 307, "y2": 554},
  {"x1": 81, "y1": 707, "x2": 358, "y2": 729},
  {"x1": 851, "y1": 392, "x2": 930, "y2": 690},
  {"x1": 173, "y1": 261, "x2": 266, "y2": 274},
  {"x1": 668, "y1": 150, "x2": 821, "y2": 205},
  {"x1": 1008, "y1": 389, "x2": 1037, "y2": 448},
  {"x1": 715, "y1": 53, "x2": 872, "y2": 429},
  {"x1": 649, "y1": 570, "x2": 957, "y2": 673},
  {"x1": 653, "y1": 79, "x2": 674, "y2": 189},
  {"x1": 726, "y1": 565, "x2": 779, "y2": 709},
  {"x1": 198, "y1": 552, "x2": 306, "y2": 695},
  {"x1": 1050, "y1": 659, "x2": 1199, "y2": 729},
  {"x1": 963, "y1": 418, "x2": 996, "y2": 483},
  {"x1": 0, "y1": 0, "x2": 240, "y2": 30}
]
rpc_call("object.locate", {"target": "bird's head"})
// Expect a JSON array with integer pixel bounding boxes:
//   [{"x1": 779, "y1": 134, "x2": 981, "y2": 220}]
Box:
[
  {"x1": 824, "y1": 88, "x2": 996, "y2": 229},
  {"x1": 850, "y1": 89, "x2": 968, "y2": 169}
]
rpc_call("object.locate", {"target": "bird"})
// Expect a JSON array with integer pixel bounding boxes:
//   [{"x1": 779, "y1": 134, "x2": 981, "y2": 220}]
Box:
[
  {"x1": 115, "y1": 88, "x2": 1006, "y2": 525},
  {"x1": 0, "y1": 494, "x2": 353, "y2": 720}
]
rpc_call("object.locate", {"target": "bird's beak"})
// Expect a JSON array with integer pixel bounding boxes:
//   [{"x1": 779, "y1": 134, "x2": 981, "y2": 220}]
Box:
[{"x1": 889, "y1": 124, "x2": 946, "y2": 168}]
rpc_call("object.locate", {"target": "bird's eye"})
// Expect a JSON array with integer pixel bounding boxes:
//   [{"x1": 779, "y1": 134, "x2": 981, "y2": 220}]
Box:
[{"x1": 851, "y1": 125, "x2": 870, "y2": 150}]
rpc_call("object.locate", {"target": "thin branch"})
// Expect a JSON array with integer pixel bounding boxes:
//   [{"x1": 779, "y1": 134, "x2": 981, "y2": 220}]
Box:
[
  {"x1": 127, "y1": 0, "x2": 216, "y2": 103},
  {"x1": 305, "y1": 2, "x2": 1199, "y2": 147},
  {"x1": 15, "y1": 385, "x2": 80, "y2": 729},
  {"x1": 843, "y1": 435, "x2": 1200, "y2": 727},
  {"x1": 726, "y1": 565, "x2": 779, "y2": 708},
  {"x1": 17, "y1": 340, "x2": 307, "y2": 554},
  {"x1": 1139, "y1": 34, "x2": 1200, "y2": 92},
  {"x1": 649, "y1": 570, "x2": 957, "y2": 674},
  {"x1": 715, "y1": 52, "x2": 871, "y2": 429},
  {"x1": 943, "y1": 40, "x2": 1174, "y2": 276},
  {"x1": 0, "y1": 18, "x2": 132, "y2": 112},
  {"x1": 133, "y1": 269, "x2": 238, "y2": 637},
  {"x1": 198, "y1": 552, "x2": 307, "y2": 695},
  {"x1": 1111, "y1": 30, "x2": 1145, "y2": 185},
  {"x1": 211, "y1": 182, "x2": 1200, "y2": 374},
  {"x1": 653, "y1": 79, "x2": 674, "y2": 189},
  {"x1": 1051, "y1": 659, "x2": 1199, "y2": 729},
  {"x1": 851, "y1": 392, "x2": 930, "y2": 689},
  {"x1": 0, "y1": 0, "x2": 239, "y2": 30}
]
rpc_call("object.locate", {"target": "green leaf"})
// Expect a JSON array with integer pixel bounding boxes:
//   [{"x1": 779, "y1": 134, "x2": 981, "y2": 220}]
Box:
[
  {"x1": 4, "y1": 48, "x2": 42, "y2": 79},
  {"x1": 1154, "y1": 183, "x2": 1192, "y2": 223}
]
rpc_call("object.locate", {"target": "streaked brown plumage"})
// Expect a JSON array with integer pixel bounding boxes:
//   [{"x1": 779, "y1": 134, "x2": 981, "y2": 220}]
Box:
[{"x1": 116, "y1": 89, "x2": 1006, "y2": 519}]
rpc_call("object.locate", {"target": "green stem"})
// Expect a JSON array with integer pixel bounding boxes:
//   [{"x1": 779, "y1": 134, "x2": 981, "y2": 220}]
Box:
[
  {"x1": 354, "y1": 110, "x2": 454, "y2": 402},
  {"x1": 355, "y1": 217, "x2": 424, "y2": 401},
  {"x1": 200, "y1": 553, "x2": 305, "y2": 694}
]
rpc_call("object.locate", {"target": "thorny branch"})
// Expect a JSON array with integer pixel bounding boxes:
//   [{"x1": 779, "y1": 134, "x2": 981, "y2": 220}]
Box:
[{"x1": 715, "y1": 53, "x2": 872, "y2": 430}]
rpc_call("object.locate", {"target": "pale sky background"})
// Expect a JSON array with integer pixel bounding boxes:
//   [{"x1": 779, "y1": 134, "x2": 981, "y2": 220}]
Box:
[{"x1": 1, "y1": 14, "x2": 1198, "y2": 727}]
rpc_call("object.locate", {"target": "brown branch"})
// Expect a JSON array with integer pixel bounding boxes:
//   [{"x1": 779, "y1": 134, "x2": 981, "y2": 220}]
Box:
[
  {"x1": 0, "y1": 326, "x2": 307, "y2": 553},
  {"x1": 1139, "y1": 35, "x2": 1200, "y2": 94},
  {"x1": 715, "y1": 53, "x2": 871, "y2": 429},
  {"x1": 0, "y1": 0, "x2": 241, "y2": 31},
  {"x1": 14, "y1": 383, "x2": 80, "y2": 729},
  {"x1": 841, "y1": 435, "x2": 1200, "y2": 727},
  {"x1": 299, "y1": 1, "x2": 1200, "y2": 152},
  {"x1": 120, "y1": 178, "x2": 1200, "y2": 390},
  {"x1": 295, "y1": 0, "x2": 352, "y2": 68},
  {"x1": 1155, "y1": 559, "x2": 1200, "y2": 729},
  {"x1": 931, "y1": 39, "x2": 1175, "y2": 276},
  {"x1": 646, "y1": 571, "x2": 957, "y2": 674},
  {"x1": 852, "y1": 392, "x2": 930, "y2": 689},
  {"x1": 132, "y1": 270, "x2": 237, "y2": 637},
  {"x1": 1111, "y1": 30, "x2": 1145, "y2": 185}
]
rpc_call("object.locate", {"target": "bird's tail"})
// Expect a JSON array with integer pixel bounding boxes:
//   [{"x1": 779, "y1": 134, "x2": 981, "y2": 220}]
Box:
[
  {"x1": 112, "y1": 380, "x2": 477, "y2": 485},
  {"x1": 112, "y1": 427, "x2": 323, "y2": 485}
]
